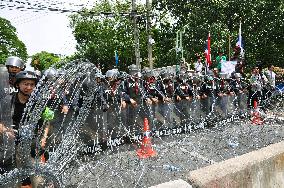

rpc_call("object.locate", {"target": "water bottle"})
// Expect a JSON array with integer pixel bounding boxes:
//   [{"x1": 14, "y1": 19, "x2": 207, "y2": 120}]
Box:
[{"x1": 163, "y1": 164, "x2": 180, "y2": 172}]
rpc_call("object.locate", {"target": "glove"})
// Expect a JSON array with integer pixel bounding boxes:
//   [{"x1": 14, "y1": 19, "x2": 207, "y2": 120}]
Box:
[{"x1": 42, "y1": 107, "x2": 54, "y2": 121}]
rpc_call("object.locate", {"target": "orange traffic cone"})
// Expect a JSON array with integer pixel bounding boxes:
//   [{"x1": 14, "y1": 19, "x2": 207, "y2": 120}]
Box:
[
  {"x1": 251, "y1": 101, "x2": 263, "y2": 125},
  {"x1": 136, "y1": 118, "x2": 157, "y2": 159}
]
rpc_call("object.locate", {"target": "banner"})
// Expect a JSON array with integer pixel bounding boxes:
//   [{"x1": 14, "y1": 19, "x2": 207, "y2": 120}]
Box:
[{"x1": 221, "y1": 61, "x2": 237, "y2": 74}]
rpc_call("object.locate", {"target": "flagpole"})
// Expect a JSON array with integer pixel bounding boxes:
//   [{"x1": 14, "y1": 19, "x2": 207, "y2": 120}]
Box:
[{"x1": 228, "y1": 34, "x2": 231, "y2": 61}]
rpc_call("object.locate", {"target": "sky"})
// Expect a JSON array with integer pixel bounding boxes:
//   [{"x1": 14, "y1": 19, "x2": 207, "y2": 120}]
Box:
[{"x1": 0, "y1": 0, "x2": 145, "y2": 57}]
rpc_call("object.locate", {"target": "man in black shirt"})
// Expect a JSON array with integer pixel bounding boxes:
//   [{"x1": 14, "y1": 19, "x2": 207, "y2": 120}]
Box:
[{"x1": 12, "y1": 71, "x2": 48, "y2": 187}]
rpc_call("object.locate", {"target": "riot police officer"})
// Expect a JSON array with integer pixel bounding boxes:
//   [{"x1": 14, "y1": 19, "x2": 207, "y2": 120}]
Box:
[
  {"x1": 5, "y1": 56, "x2": 25, "y2": 93},
  {"x1": 12, "y1": 70, "x2": 48, "y2": 187}
]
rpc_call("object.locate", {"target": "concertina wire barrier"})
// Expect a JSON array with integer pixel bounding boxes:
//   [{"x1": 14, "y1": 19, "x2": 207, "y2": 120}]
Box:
[{"x1": 55, "y1": 88, "x2": 280, "y2": 155}]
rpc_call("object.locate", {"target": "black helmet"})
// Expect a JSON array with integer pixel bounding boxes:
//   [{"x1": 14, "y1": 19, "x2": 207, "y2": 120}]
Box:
[
  {"x1": 14, "y1": 70, "x2": 38, "y2": 86},
  {"x1": 5, "y1": 56, "x2": 25, "y2": 69}
]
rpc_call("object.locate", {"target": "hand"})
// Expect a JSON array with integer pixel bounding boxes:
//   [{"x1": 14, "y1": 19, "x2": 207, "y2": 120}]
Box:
[
  {"x1": 41, "y1": 137, "x2": 47, "y2": 149},
  {"x1": 121, "y1": 100, "x2": 127, "y2": 109},
  {"x1": 61, "y1": 105, "x2": 69, "y2": 114},
  {"x1": 202, "y1": 94, "x2": 207, "y2": 99},
  {"x1": 163, "y1": 97, "x2": 171, "y2": 103},
  {"x1": 0, "y1": 123, "x2": 6, "y2": 133},
  {"x1": 130, "y1": 98, "x2": 138, "y2": 107},
  {"x1": 146, "y1": 98, "x2": 152, "y2": 105},
  {"x1": 152, "y1": 97, "x2": 159, "y2": 104},
  {"x1": 176, "y1": 96, "x2": 181, "y2": 101},
  {"x1": 186, "y1": 96, "x2": 192, "y2": 101},
  {"x1": 0, "y1": 124, "x2": 15, "y2": 139}
]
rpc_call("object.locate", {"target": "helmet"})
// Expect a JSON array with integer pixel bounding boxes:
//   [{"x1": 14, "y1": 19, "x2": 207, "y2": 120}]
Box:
[
  {"x1": 144, "y1": 70, "x2": 155, "y2": 78},
  {"x1": 160, "y1": 71, "x2": 170, "y2": 79},
  {"x1": 14, "y1": 70, "x2": 38, "y2": 86},
  {"x1": 95, "y1": 72, "x2": 104, "y2": 79},
  {"x1": 57, "y1": 68, "x2": 66, "y2": 76},
  {"x1": 43, "y1": 68, "x2": 58, "y2": 80},
  {"x1": 128, "y1": 64, "x2": 139, "y2": 75},
  {"x1": 5, "y1": 56, "x2": 25, "y2": 69},
  {"x1": 106, "y1": 69, "x2": 119, "y2": 79},
  {"x1": 177, "y1": 71, "x2": 187, "y2": 81},
  {"x1": 34, "y1": 70, "x2": 42, "y2": 79}
]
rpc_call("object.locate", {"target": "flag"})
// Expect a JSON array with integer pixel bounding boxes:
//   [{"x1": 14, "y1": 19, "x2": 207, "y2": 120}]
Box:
[
  {"x1": 115, "y1": 50, "x2": 119, "y2": 66},
  {"x1": 204, "y1": 33, "x2": 212, "y2": 68},
  {"x1": 236, "y1": 21, "x2": 244, "y2": 57}
]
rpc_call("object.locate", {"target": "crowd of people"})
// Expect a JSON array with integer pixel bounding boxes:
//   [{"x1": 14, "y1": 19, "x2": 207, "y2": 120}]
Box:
[{"x1": 0, "y1": 53, "x2": 279, "y2": 187}]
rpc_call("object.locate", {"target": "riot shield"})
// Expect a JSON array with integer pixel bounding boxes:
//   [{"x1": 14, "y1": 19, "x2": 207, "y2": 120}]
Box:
[
  {"x1": 0, "y1": 65, "x2": 14, "y2": 173},
  {"x1": 0, "y1": 65, "x2": 12, "y2": 125}
]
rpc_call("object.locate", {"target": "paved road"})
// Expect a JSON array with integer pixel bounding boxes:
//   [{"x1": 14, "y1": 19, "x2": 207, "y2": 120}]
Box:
[{"x1": 64, "y1": 112, "x2": 284, "y2": 188}]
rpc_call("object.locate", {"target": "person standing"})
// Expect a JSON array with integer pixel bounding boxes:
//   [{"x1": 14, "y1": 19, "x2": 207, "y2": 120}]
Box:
[
  {"x1": 194, "y1": 55, "x2": 204, "y2": 74},
  {"x1": 248, "y1": 65, "x2": 268, "y2": 109},
  {"x1": 12, "y1": 70, "x2": 48, "y2": 188},
  {"x1": 5, "y1": 56, "x2": 25, "y2": 92},
  {"x1": 265, "y1": 65, "x2": 276, "y2": 88},
  {"x1": 215, "y1": 51, "x2": 226, "y2": 72},
  {"x1": 0, "y1": 56, "x2": 25, "y2": 181}
]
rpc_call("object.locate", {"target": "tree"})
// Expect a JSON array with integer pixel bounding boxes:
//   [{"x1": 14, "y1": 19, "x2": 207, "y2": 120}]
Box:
[
  {"x1": 69, "y1": 1, "x2": 148, "y2": 72},
  {"x1": 31, "y1": 51, "x2": 61, "y2": 71},
  {"x1": 0, "y1": 17, "x2": 28, "y2": 64},
  {"x1": 153, "y1": 0, "x2": 284, "y2": 68}
]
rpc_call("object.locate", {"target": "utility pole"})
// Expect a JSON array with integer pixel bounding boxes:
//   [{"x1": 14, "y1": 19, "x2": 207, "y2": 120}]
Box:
[
  {"x1": 146, "y1": 0, "x2": 153, "y2": 70},
  {"x1": 132, "y1": 0, "x2": 141, "y2": 69}
]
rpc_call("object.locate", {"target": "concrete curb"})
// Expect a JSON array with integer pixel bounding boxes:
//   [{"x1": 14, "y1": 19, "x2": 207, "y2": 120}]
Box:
[{"x1": 188, "y1": 141, "x2": 284, "y2": 187}]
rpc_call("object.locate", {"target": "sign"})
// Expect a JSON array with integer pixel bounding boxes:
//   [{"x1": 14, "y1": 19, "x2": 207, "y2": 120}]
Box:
[{"x1": 221, "y1": 61, "x2": 237, "y2": 74}]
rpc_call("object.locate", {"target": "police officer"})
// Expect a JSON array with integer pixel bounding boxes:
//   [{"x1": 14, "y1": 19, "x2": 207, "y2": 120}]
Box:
[
  {"x1": 121, "y1": 64, "x2": 147, "y2": 132},
  {"x1": 230, "y1": 72, "x2": 248, "y2": 118},
  {"x1": 122, "y1": 64, "x2": 144, "y2": 108},
  {"x1": 156, "y1": 71, "x2": 175, "y2": 126},
  {"x1": 12, "y1": 70, "x2": 47, "y2": 187},
  {"x1": 5, "y1": 56, "x2": 25, "y2": 93},
  {"x1": 143, "y1": 70, "x2": 159, "y2": 105},
  {"x1": 199, "y1": 71, "x2": 221, "y2": 120},
  {"x1": 175, "y1": 71, "x2": 193, "y2": 122}
]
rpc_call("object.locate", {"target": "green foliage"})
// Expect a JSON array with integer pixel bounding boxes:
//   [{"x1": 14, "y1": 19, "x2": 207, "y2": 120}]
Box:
[
  {"x1": 0, "y1": 17, "x2": 28, "y2": 64},
  {"x1": 31, "y1": 51, "x2": 61, "y2": 71},
  {"x1": 70, "y1": 1, "x2": 148, "y2": 72},
  {"x1": 153, "y1": 0, "x2": 284, "y2": 68},
  {"x1": 69, "y1": 0, "x2": 283, "y2": 71}
]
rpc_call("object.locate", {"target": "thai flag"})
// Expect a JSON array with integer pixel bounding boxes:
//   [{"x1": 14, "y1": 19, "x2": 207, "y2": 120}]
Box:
[
  {"x1": 115, "y1": 50, "x2": 119, "y2": 66},
  {"x1": 204, "y1": 33, "x2": 212, "y2": 68},
  {"x1": 236, "y1": 22, "x2": 244, "y2": 57}
]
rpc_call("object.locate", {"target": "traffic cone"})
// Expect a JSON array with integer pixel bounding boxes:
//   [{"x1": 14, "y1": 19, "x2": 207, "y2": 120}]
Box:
[
  {"x1": 251, "y1": 101, "x2": 263, "y2": 125},
  {"x1": 136, "y1": 118, "x2": 157, "y2": 159}
]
